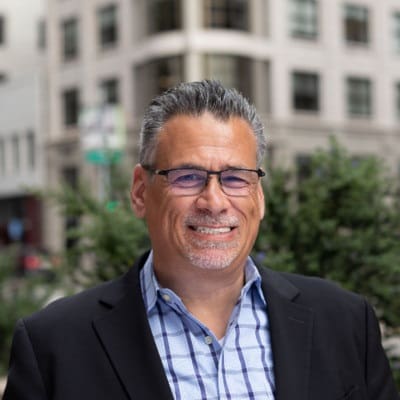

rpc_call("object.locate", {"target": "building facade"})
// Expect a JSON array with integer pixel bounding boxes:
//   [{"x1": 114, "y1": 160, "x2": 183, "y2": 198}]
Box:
[
  {"x1": 45, "y1": 0, "x2": 400, "y2": 251},
  {"x1": 0, "y1": 0, "x2": 46, "y2": 247}
]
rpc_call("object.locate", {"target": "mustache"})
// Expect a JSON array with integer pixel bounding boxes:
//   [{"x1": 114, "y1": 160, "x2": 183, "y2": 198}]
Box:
[{"x1": 185, "y1": 214, "x2": 239, "y2": 226}]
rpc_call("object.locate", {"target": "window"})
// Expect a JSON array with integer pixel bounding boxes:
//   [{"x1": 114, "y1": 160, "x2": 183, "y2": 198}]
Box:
[
  {"x1": 204, "y1": 0, "x2": 249, "y2": 31},
  {"x1": 26, "y1": 131, "x2": 35, "y2": 169},
  {"x1": 135, "y1": 56, "x2": 183, "y2": 115},
  {"x1": 0, "y1": 15, "x2": 5, "y2": 45},
  {"x1": 12, "y1": 136, "x2": 20, "y2": 172},
  {"x1": 147, "y1": 0, "x2": 181, "y2": 34},
  {"x1": 346, "y1": 77, "x2": 372, "y2": 117},
  {"x1": 344, "y1": 4, "x2": 369, "y2": 45},
  {"x1": 292, "y1": 72, "x2": 320, "y2": 111},
  {"x1": 396, "y1": 82, "x2": 400, "y2": 119},
  {"x1": 38, "y1": 19, "x2": 46, "y2": 50},
  {"x1": 0, "y1": 138, "x2": 5, "y2": 175},
  {"x1": 100, "y1": 78, "x2": 119, "y2": 104},
  {"x1": 289, "y1": 0, "x2": 318, "y2": 39},
  {"x1": 204, "y1": 54, "x2": 252, "y2": 100},
  {"x1": 62, "y1": 18, "x2": 79, "y2": 60},
  {"x1": 98, "y1": 4, "x2": 118, "y2": 48},
  {"x1": 62, "y1": 88, "x2": 80, "y2": 127},
  {"x1": 393, "y1": 12, "x2": 400, "y2": 53}
]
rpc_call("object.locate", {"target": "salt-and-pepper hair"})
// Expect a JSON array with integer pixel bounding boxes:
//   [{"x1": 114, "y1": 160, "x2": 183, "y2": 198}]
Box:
[{"x1": 138, "y1": 80, "x2": 266, "y2": 168}]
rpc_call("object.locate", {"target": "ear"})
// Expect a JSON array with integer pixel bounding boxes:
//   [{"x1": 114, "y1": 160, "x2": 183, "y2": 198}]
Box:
[
  {"x1": 257, "y1": 182, "x2": 265, "y2": 220},
  {"x1": 130, "y1": 164, "x2": 148, "y2": 218}
]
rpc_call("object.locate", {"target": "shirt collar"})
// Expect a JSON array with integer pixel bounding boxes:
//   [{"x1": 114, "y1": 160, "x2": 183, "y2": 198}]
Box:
[{"x1": 140, "y1": 251, "x2": 266, "y2": 313}]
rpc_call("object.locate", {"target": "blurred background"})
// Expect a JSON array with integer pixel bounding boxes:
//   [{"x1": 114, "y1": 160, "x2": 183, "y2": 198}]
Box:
[{"x1": 1, "y1": 0, "x2": 400, "y2": 394}]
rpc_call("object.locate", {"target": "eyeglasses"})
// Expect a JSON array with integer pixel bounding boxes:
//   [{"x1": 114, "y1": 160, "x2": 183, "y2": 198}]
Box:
[{"x1": 143, "y1": 166, "x2": 265, "y2": 196}]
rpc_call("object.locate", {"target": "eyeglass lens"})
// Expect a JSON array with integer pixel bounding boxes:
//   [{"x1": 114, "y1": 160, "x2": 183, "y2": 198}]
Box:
[{"x1": 166, "y1": 169, "x2": 259, "y2": 195}]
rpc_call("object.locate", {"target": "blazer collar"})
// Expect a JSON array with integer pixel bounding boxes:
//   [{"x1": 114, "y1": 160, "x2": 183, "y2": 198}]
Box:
[
  {"x1": 93, "y1": 252, "x2": 174, "y2": 400},
  {"x1": 259, "y1": 267, "x2": 314, "y2": 400}
]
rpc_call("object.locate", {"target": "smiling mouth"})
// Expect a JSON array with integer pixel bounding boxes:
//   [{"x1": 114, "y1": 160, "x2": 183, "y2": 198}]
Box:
[{"x1": 189, "y1": 226, "x2": 234, "y2": 234}]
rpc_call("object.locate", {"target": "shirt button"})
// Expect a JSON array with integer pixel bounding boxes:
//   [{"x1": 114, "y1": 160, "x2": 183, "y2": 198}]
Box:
[
  {"x1": 204, "y1": 336, "x2": 213, "y2": 345},
  {"x1": 162, "y1": 293, "x2": 171, "y2": 302}
]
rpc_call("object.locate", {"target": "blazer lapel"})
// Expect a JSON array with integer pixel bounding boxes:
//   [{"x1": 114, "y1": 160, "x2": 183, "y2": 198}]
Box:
[
  {"x1": 91, "y1": 255, "x2": 314, "y2": 400},
  {"x1": 92, "y1": 257, "x2": 173, "y2": 400},
  {"x1": 259, "y1": 267, "x2": 314, "y2": 400}
]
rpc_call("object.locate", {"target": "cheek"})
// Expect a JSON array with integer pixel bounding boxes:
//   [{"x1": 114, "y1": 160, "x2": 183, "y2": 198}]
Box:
[{"x1": 144, "y1": 193, "x2": 190, "y2": 232}]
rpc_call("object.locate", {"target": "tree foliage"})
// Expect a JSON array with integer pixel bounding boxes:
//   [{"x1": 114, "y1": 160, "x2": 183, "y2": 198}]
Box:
[
  {"x1": 0, "y1": 247, "x2": 54, "y2": 374},
  {"x1": 48, "y1": 165, "x2": 150, "y2": 286},
  {"x1": 255, "y1": 139, "x2": 400, "y2": 328},
  {"x1": 255, "y1": 139, "x2": 400, "y2": 385}
]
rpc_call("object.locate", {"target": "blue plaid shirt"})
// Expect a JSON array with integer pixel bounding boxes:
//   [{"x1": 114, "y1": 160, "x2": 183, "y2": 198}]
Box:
[{"x1": 140, "y1": 252, "x2": 275, "y2": 400}]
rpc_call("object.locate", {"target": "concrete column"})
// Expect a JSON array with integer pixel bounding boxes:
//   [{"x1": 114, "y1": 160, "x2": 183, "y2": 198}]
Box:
[{"x1": 183, "y1": 0, "x2": 202, "y2": 82}]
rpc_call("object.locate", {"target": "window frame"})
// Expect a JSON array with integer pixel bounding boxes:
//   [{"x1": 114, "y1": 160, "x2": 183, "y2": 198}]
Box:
[
  {"x1": 392, "y1": 12, "x2": 400, "y2": 54},
  {"x1": 0, "y1": 15, "x2": 5, "y2": 46},
  {"x1": 99, "y1": 77, "x2": 120, "y2": 105},
  {"x1": 62, "y1": 17, "x2": 79, "y2": 61},
  {"x1": 26, "y1": 131, "x2": 35, "y2": 169},
  {"x1": 344, "y1": 4, "x2": 370, "y2": 46},
  {"x1": 203, "y1": 0, "x2": 250, "y2": 31},
  {"x1": 147, "y1": 0, "x2": 182, "y2": 34},
  {"x1": 62, "y1": 88, "x2": 80, "y2": 127},
  {"x1": 98, "y1": 4, "x2": 119, "y2": 49},
  {"x1": 38, "y1": 19, "x2": 46, "y2": 50},
  {"x1": 12, "y1": 135, "x2": 20, "y2": 173},
  {"x1": 203, "y1": 53, "x2": 252, "y2": 100},
  {"x1": 346, "y1": 76, "x2": 372, "y2": 117},
  {"x1": 395, "y1": 81, "x2": 400, "y2": 120},
  {"x1": 292, "y1": 71, "x2": 320, "y2": 112},
  {"x1": 134, "y1": 55, "x2": 184, "y2": 115},
  {"x1": 289, "y1": 0, "x2": 318, "y2": 40},
  {"x1": 0, "y1": 138, "x2": 5, "y2": 175}
]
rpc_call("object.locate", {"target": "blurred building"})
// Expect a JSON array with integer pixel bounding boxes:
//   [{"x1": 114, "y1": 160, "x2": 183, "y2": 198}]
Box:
[
  {"x1": 0, "y1": 1, "x2": 47, "y2": 247},
  {"x1": 44, "y1": 0, "x2": 400, "y2": 251}
]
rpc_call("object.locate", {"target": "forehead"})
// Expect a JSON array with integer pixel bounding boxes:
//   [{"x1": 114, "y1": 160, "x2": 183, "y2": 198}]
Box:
[{"x1": 153, "y1": 112, "x2": 257, "y2": 168}]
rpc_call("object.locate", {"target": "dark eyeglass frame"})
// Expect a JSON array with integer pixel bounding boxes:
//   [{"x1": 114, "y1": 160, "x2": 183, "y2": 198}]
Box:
[{"x1": 143, "y1": 166, "x2": 265, "y2": 196}]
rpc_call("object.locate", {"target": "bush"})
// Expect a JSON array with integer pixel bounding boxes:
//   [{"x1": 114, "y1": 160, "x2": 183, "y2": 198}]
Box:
[
  {"x1": 0, "y1": 246, "x2": 55, "y2": 374},
  {"x1": 255, "y1": 139, "x2": 400, "y2": 388},
  {"x1": 48, "y1": 165, "x2": 150, "y2": 286}
]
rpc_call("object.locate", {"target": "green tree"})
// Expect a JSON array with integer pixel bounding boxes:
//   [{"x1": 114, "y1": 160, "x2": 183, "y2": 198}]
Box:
[
  {"x1": 49, "y1": 165, "x2": 150, "y2": 286},
  {"x1": 0, "y1": 247, "x2": 54, "y2": 374},
  {"x1": 254, "y1": 139, "x2": 400, "y2": 386}
]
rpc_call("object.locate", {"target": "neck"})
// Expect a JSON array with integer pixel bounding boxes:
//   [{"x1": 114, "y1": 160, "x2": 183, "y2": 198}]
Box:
[{"x1": 153, "y1": 258, "x2": 247, "y2": 339}]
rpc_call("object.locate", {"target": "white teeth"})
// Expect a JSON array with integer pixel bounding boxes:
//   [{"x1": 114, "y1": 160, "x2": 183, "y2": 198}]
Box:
[{"x1": 194, "y1": 226, "x2": 231, "y2": 234}]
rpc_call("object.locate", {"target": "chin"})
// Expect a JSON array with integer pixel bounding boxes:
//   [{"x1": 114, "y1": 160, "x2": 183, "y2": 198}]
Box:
[{"x1": 185, "y1": 249, "x2": 238, "y2": 271}]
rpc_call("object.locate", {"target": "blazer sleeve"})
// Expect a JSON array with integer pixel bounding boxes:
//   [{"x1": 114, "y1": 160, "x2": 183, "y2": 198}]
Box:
[
  {"x1": 3, "y1": 319, "x2": 48, "y2": 400},
  {"x1": 364, "y1": 299, "x2": 399, "y2": 400}
]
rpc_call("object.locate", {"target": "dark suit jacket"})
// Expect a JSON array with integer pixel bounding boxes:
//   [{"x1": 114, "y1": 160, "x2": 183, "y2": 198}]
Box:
[{"x1": 4, "y1": 252, "x2": 399, "y2": 400}]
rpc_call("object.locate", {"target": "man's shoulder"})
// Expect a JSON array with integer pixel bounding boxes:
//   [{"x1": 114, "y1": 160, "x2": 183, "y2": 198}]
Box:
[
  {"x1": 23, "y1": 268, "x2": 138, "y2": 332},
  {"x1": 260, "y1": 266, "x2": 366, "y2": 311}
]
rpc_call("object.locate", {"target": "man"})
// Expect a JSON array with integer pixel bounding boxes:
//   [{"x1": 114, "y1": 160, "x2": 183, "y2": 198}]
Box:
[{"x1": 4, "y1": 80, "x2": 399, "y2": 399}]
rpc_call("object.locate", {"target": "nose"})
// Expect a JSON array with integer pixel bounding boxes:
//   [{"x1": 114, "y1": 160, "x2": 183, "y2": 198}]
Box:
[{"x1": 194, "y1": 175, "x2": 230, "y2": 215}]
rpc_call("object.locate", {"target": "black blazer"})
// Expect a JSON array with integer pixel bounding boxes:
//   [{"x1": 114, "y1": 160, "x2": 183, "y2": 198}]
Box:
[{"x1": 4, "y1": 252, "x2": 399, "y2": 399}]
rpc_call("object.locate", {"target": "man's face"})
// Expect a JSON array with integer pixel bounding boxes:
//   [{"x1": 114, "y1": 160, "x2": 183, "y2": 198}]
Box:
[{"x1": 131, "y1": 112, "x2": 265, "y2": 272}]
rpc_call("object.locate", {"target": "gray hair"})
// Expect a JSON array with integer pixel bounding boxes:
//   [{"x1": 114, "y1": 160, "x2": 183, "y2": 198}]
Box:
[{"x1": 138, "y1": 80, "x2": 266, "y2": 167}]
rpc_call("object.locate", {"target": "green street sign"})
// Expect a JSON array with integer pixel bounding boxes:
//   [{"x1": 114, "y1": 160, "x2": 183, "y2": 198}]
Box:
[{"x1": 84, "y1": 149, "x2": 123, "y2": 165}]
